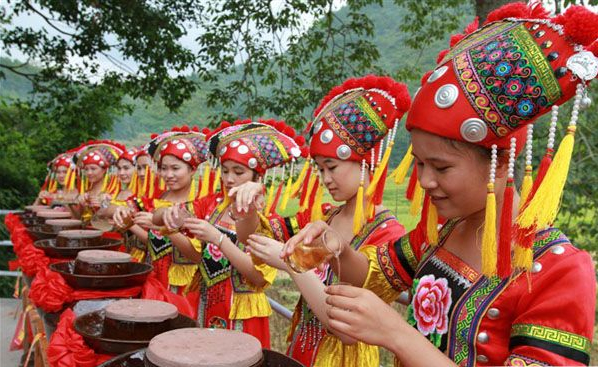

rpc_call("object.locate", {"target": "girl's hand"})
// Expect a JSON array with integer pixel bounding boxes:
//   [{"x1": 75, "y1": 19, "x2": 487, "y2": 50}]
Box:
[
  {"x1": 182, "y1": 218, "x2": 221, "y2": 243},
  {"x1": 246, "y1": 234, "x2": 286, "y2": 270},
  {"x1": 325, "y1": 285, "x2": 404, "y2": 349},
  {"x1": 162, "y1": 206, "x2": 178, "y2": 230},
  {"x1": 283, "y1": 221, "x2": 345, "y2": 259},
  {"x1": 133, "y1": 212, "x2": 154, "y2": 230},
  {"x1": 228, "y1": 181, "x2": 265, "y2": 214},
  {"x1": 113, "y1": 206, "x2": 131, "y2": 228}
]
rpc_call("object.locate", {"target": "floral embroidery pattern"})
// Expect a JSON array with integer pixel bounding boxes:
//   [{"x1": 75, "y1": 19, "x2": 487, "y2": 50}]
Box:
[
  {"x1": 204, "y1": 243, "x2": 228, "y2": 267},
  {"x1": 407, "y1": 274, "x2": 452, "y2": 347}
]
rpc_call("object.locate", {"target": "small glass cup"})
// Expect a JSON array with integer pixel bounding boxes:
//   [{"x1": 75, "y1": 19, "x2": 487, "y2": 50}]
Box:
[
  {"x1": 160, "y1": 203, "x2": 194, "y2": 235},
  {"x1": 284, "y1": 229, "x2": 342, "y2": 273}
]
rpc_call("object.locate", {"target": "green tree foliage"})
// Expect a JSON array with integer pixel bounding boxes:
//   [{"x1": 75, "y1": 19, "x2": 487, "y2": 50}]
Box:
[{"x1": 0, "y1": 0, "x2": 200, "y2": 110}]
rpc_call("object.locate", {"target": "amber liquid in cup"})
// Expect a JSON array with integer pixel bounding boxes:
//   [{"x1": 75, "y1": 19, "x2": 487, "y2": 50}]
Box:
[{"x1": 285, "y1": 230, "x2": 341, "y2": 273}]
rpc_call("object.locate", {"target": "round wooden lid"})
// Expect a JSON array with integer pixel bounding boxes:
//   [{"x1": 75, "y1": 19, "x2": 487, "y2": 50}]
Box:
[
  {"x1": 105, "y1": 299, "x2": 178, "y2": 323},
  {"x1": 57, "y1": 229, "x2": 102, "y2": 239},
  {"x1": 146, "y1": 328, "x2": 263, "y2": 367},
  {"x1": 37, "y1": 210, "x2": 72, "y2": 219},
  {"x1": 45, "y1": 219, "x2": 82, "y2": 227},
  {"x1": 76, "y1": 250, "x2": 131, "y2": 264}
]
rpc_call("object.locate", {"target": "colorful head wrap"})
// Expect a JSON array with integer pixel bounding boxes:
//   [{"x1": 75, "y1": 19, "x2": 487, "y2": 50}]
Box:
[
  {"x1": 207, "y1": 119, "x2": 306, "y2": 175},
  {"x1": 118, "y1": 147, "x2": 140, "y2": 164},
  {"x1": 308, "y1": 75, "x2": 410, "y2": 161},
  {"x1": 146, "y1": 125, "x2": 209, "y2": 170},
  {"x1": 406, "y1": 3, "x2": 598, "y2": 149},
  {"x1": 74, "y1": 140, "x2": 125, "y2": 169}
]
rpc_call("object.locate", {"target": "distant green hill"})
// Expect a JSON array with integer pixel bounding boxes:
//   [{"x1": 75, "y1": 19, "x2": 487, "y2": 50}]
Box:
[{"x1": 1, "y1": 1, "x2": 473, "y2": 149}]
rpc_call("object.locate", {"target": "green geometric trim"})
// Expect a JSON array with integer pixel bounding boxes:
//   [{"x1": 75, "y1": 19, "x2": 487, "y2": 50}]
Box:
[{"x1": 511, "y1": 323, "x2": 590, "y2": 354}]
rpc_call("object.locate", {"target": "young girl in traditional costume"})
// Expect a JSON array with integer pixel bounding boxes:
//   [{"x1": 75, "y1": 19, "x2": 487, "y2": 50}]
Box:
[
  {"x1": 70, "y1": 140, "x2": 125, "y2": 222},
  {"x1": 101, "y1": 147, "x2": 150, "y2": 261},
  {"x1": 114, "y1": 126, "x2": 209, "y2": 293},
  {"x1": 315, "y1": 4, "x2": 597, "y2": 366},
  {"x1": 234, "y1": 76, "x2": 411, "y2": 367},
  {"x1": 35, "y1": 151, "x2": 78, "y2": 205},
  {"x1": 155, "y1": 120, "x2": 304, "y2": 348}
]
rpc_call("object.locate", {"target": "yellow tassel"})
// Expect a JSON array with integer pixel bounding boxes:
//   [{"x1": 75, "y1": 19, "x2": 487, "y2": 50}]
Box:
[
  {"x1": 199, "y1": 164, "x2": 211, "y2": 198},
  {"x1": 129, "y1": 247, "x2": 145, "y2": 262},
  {"x1": 79, "y1": 175, "x2": 86, "y2": 195},
  {"x1": 264, "y1": 179, "x2": 276, "y2": 216},
  {"x1": 391, "y1": 144, "x2": 413, "y2": 184},
  {"x1": 217, "y1": 186, "x2": 231, "y2": 213},
  {"x1": 128, "y1": 171, "x2": 138, "y2": 192},
  {"x1": 519, "y1": 165, "x2": 533, "y2": 208},
  {"x1": 188, "y1": 177, "x2": 196, "y2": 202},
  {"x1": 409, "y1": 180, "x2": 424, "y2": 217},
  {"x1": 141, "y1": 166, "x2": 150, "y2": 196},
  {"x1": 366, "y1": 141, "x2": 394, "y2": 198},
  {"x1": 300, "y1": 171, "x2": 317, "y2": 211},
  {"x1": 311, "y1": 184, "x2": 324, "y2": 222},
  {"x1": 149, "y1": 170, "x2": 155, "y2": 198},
  {"x1": 213, "y1": 167, "x2": 221, "y2": 194},
  {"x1": 159, "y1": 177, "x2": 166, "y2": 191},
  {"x1": 512, "y1": 245, "x2": 533, "y2": 271},
  {"x1": 70, "y1": 170, "x2": 77, "y2": 190},
  {"x1": 427, "y1": 202, "x2": 439, "y2": 246},
  {"x1": 279, "y1": 176, "x2": 293, "y2": 212},
  {"x1": 365, "y1": 197, "x2": 375, "y2": 222},
  {"x1": 516, "y1": 129, "x2": 575, "y2": 230},
  {"x1": 101, "y1": 173, "x2": 109, "y2": 192},
  {"x1": 481, "y1": 183, "x2": 497, "y2": 277},
  {"x1": 353, "y1": 184, "x2": 365, "y2": 235},
  {"x1": 48, "y1": 178, "x2": 57, "y2": 193},
  {"x1": 290, "y1": 160, "x2": 309, "y2": 198}
]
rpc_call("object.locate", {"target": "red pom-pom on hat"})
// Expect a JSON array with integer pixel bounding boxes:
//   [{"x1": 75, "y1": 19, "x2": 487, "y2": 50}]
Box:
[
  {"x1": 464, "y1": 17, "x2": 479, "y2": 34},
  {"x1": 484, "y1": 1, "x2": 549, "y2": 24},
  {"x1": 313, "y1": 74, "x2": 410, "y2": 119},
  {"x1": 294, "y1": 135, "x2": 306, "y2": 146},
  {"x1": 553, "y1": 5, "x2": 598, "y2": 46},
  {"x1": 436, "y1": 49, "x2": 449, "y2": 64},
  {"x1": 450, "y1": 34, "x2": 465, "y2": 47}
]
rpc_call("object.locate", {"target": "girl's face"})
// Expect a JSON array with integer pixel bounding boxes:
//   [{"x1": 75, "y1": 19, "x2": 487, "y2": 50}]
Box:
[
  {"x1": 411, "y1": 129, "x2": 490, "y2": 220},
  {"x1": 55, "y1": 166, "x2": 68, "y2": 186},
  {"x1": 314, "y1": 156, "x2": 361, "y2": 202},
  {"x1": 159, "y1": 155, "x2": 194, "y2": 192},
  {"x1": 221, "y1": 160, "x2": 256, "y2": 192},
  {"x1": 84, "y1": 164, "x2": 107, "y2": 185},
  {"x1": 117, "y1": 159, "x2": 135, "y2": 185},
  {"x1": 136, "y1": 155, "x2": 151, "y2": 180}
]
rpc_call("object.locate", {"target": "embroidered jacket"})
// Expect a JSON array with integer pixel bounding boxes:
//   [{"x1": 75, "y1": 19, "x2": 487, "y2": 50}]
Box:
[
  {"x1": 364, "y1": 221, "x2": 596, "y2": 366},
  {"x1": 188, "y1": 193, "x2": 276, "y2": 333}
]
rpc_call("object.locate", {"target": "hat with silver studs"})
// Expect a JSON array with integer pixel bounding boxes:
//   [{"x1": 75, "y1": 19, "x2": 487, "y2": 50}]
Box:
[
  {"x1": 308, "y1": 75, "x2": 410, "y2": 162},
  {"x1": 146, "y1": 125, "x2": 209, "y2": 169},
  {"x1": 406, "y1": 3, "x2": 598, "y2": 149},
  {"x1": 206, "y1": 119, "x2": 307, "y2": 175}
]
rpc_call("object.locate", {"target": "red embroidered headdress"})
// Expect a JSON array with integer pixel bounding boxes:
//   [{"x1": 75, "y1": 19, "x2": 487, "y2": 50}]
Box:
[
  {"x1": 305, "y1": 75, "x2": 411, "y2": 234},
  {"x1": 146, "y1": 125, "x2": 209, "y2": 169}
]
